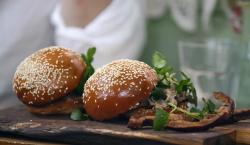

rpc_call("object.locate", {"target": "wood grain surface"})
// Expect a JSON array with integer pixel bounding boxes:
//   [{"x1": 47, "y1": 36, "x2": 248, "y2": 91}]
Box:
[{"x1": 0, "y1": 105, "x2": 248, "y2": 145}]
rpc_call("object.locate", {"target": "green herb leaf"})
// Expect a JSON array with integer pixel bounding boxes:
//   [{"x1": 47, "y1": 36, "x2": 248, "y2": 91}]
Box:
[
  {"x1": 87, "y1": 47, "x2": 96, "y2": 63},
  {"x1": 207, "y1": 99, "x2": 217, "y2": 114},
  {"x1": 190, "y1": 85, "x2": 198, "y2": 107},
  {"x1": 159, "y1": 67, "x2": 173, "y2": 74},
  {"x1": 180, "y1": 71, "x2": 189, "y2": 79},
  {"x1": 75, "y1": 47, "x2": 96, "y2": 96},
  {"x1": 208, "y1": 100, "x2": 216, "y2": 110},
  {"x1": 151, "y1": 51, "x2": 198, "y2": 108},
  {"x1": 156, "y1": 81, "x2": 169, "y2": 88},
  {"x1": 190, "y1": 107, "x2": 200, "y2": 113},
  {"x1": 153, "y1": 109, "x2": 169, "y2": 131},
  {"x1": 150, "y1": 87, "x2": 168, "y2": 100},
  {"x1": 71, "y1": 110, "x2": 88, "y2": 121},
  {"x1": 81, "y1": 54, "x2": 88, "y2": 63},
  {"x1": 189, "y1": 98, "x2": 217, "y2": 121},
  {"x1": 176, "y1": 79, "x2": 190, "y2": 93},
  {"x1": 152, "y1": 52, "x2": 167, "y2": 69}
]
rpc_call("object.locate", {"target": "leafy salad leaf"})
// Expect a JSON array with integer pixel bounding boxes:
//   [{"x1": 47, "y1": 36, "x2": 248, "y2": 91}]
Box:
[
  {"x1": 75, "y1": 47, "x2": 96, "y2": 95},
  {"x1": 71, "y1": 109, "x2": 88, "y2": 121},
  {"x1": 150, "y1": 52, "x2": 197, "y2": 106},
  {"x1": 151, "y1": 51, "x2": 218, "y2": 130},
  {"x1": 153, "y1": 109, "x2": 170, "y2": 131}
]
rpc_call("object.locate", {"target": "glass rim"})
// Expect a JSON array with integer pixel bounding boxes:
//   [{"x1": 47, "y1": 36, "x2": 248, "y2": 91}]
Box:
[{"x1": 178, "y1": 37, "x2": 244, "y2": 49}]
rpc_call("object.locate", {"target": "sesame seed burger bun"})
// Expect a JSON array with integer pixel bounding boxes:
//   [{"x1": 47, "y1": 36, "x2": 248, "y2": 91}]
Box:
[
  {"x1": 83, "y1": 59, "x2": 158, "y2": 121},
  {"x1": 13, "y1": 46, "x2": 87, "y2": 114}
]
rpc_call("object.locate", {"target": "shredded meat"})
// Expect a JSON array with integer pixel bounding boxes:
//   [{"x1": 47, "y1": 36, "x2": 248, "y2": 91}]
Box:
[
  {"x1": 127, "y1": 92, "x2": 235, "y2": 132},
  {"x1": 149, "y1": 88, "x2": 192, "y2": 110}
]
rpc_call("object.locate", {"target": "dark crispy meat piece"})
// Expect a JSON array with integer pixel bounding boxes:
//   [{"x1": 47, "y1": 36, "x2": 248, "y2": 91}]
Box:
[
  {"x1": 127, "y1": 116, "x2": 155, "y2": 129},
  {"x1": 127, "y1": 92, "x2": 235, "y2": 132},
  {"x1": 225, "y1": 108, "x2": 250, "y2": 123},
  {"x1": 127, "y1": 113, "x2": 215, "y2": 129},
  {"x1": 164, "y1": 92, "x2": 234, "y2": 131},
  {"x1": 124, "y1": 108, "x2": 156, "y2": 119}
]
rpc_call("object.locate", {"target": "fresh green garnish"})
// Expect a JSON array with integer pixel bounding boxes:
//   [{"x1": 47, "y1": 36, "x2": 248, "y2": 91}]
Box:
[
  {"x1": 151, "y1": 51, "x2": 218, "y2": 130},
  {"x1": 177, "y1": 71, "x2": 198, "y2": 106},
  {"x1": 153, "y1": 109, "x2": 170, "y2": 131},
  {"x1": 70, "y1": 109, "x2": 88, "y2": 121},
  {"x1": 75, "y1": 47, "x2": 96, "y2": 95},
  {"x1": 153, "y1": 98, "x2": 218, "y2": 130},
  {"x1": 190, "y1": 98, "x2": 217, "y2": 115},
  {"x1": 168, "y1": 98, "x2": 217, "y2": 121},
  {"x1": 150, "y1": 87, "x2": 168, "y2": 100},
  {"x1": 168, "y1": 103, "x2": 203, "y2": 120},
  {"x1": 151, "y1": 51, "x2": 197, "y2": 106},
  {"x1": 153, "y1": 105, "x2": 177, "y2": 131}
]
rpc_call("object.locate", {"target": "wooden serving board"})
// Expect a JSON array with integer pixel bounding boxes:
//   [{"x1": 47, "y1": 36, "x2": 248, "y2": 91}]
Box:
[{"x1": 0, "y1": 105, "x2": 249, "y2": 145}]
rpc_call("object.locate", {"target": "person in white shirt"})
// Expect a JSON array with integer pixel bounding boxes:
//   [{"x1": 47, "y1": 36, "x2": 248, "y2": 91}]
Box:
[{"x1": 0, "y1": 0, "x2": 146, "y2": 107}]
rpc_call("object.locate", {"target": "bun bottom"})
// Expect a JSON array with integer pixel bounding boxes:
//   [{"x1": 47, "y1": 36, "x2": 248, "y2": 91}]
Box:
[{"x1": 23, "y1": 97, "x2": 84, "y2": 115}]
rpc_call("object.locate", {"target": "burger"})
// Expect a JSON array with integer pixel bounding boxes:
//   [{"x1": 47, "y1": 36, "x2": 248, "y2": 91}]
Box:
[
  {"x1": 13, "y1": 46, "x2": 87, "y2": 115},
  {"x1": 83, "y1": 59, "x2": 158, "y2": 121},
  {"x1": 83, "y1": 53, "x2": 196, "y2": 121}
]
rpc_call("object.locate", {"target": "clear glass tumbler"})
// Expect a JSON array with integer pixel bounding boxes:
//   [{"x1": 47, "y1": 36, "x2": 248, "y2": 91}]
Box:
[{"x1": 178, "y1": 38, "x2": 244, "y2": 108}]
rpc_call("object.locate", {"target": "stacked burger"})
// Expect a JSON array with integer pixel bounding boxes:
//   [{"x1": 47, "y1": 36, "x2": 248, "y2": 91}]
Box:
[
  {"x1": 13, "y1": 46, "x2": 192, "y2": 121},
  {"x1": 13, "y1": 46, "x2": 87, "y2": 114}
]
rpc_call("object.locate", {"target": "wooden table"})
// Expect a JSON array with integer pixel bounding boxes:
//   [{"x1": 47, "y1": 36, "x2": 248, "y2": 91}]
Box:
[
  {"x1": 0, "y1": 133, "x2": 69, "y2": 145},
  {"x1": 1, "y1": 105, "x2": 250, "y2": 145}
]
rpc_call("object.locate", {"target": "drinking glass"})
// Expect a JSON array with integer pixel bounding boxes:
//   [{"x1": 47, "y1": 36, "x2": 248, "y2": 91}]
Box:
[{"x1": 178, "y1": 38, "x2": 244, "y2": 108}]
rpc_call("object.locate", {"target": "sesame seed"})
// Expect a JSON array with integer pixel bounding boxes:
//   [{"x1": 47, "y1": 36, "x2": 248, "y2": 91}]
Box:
[{"x1": 82, "y1": 59, "x2": 158, "y2": 112}]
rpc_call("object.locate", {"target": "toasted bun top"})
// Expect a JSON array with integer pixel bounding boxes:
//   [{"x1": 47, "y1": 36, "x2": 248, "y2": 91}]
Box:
[
  {"x1": 83, "y1": 59, "x2": 158, "y2": 121},
  {"x1": 13, "y1": 46, "x2": 87, "y2": 106}
]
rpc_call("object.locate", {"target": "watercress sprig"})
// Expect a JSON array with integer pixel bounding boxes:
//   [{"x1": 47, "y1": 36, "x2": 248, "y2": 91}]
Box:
[
  {"x1": 71, "y1": 47, "x2": 96, "y2": 121},
  {"x1": 150, "y1": 51, "x2": 198, "y2": 106},
  {"x1": 168, "y1": 97, "x2": 218, "y2": 121},
  {"x1": 75, "y1": 47, "x2": 96, "y2": 95},
  {"x1": 190, "y1": 98, "x2": 218, "y2": 115},
  {"x1": 153, "y1": 98, "x2": 218, "y2": 130},
  {"x1": 153, "y1": 107, "x2": 177, "y2": 131},
  {"x1": 153, "y1": 109, "x2": 170, "y2": 131}
]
